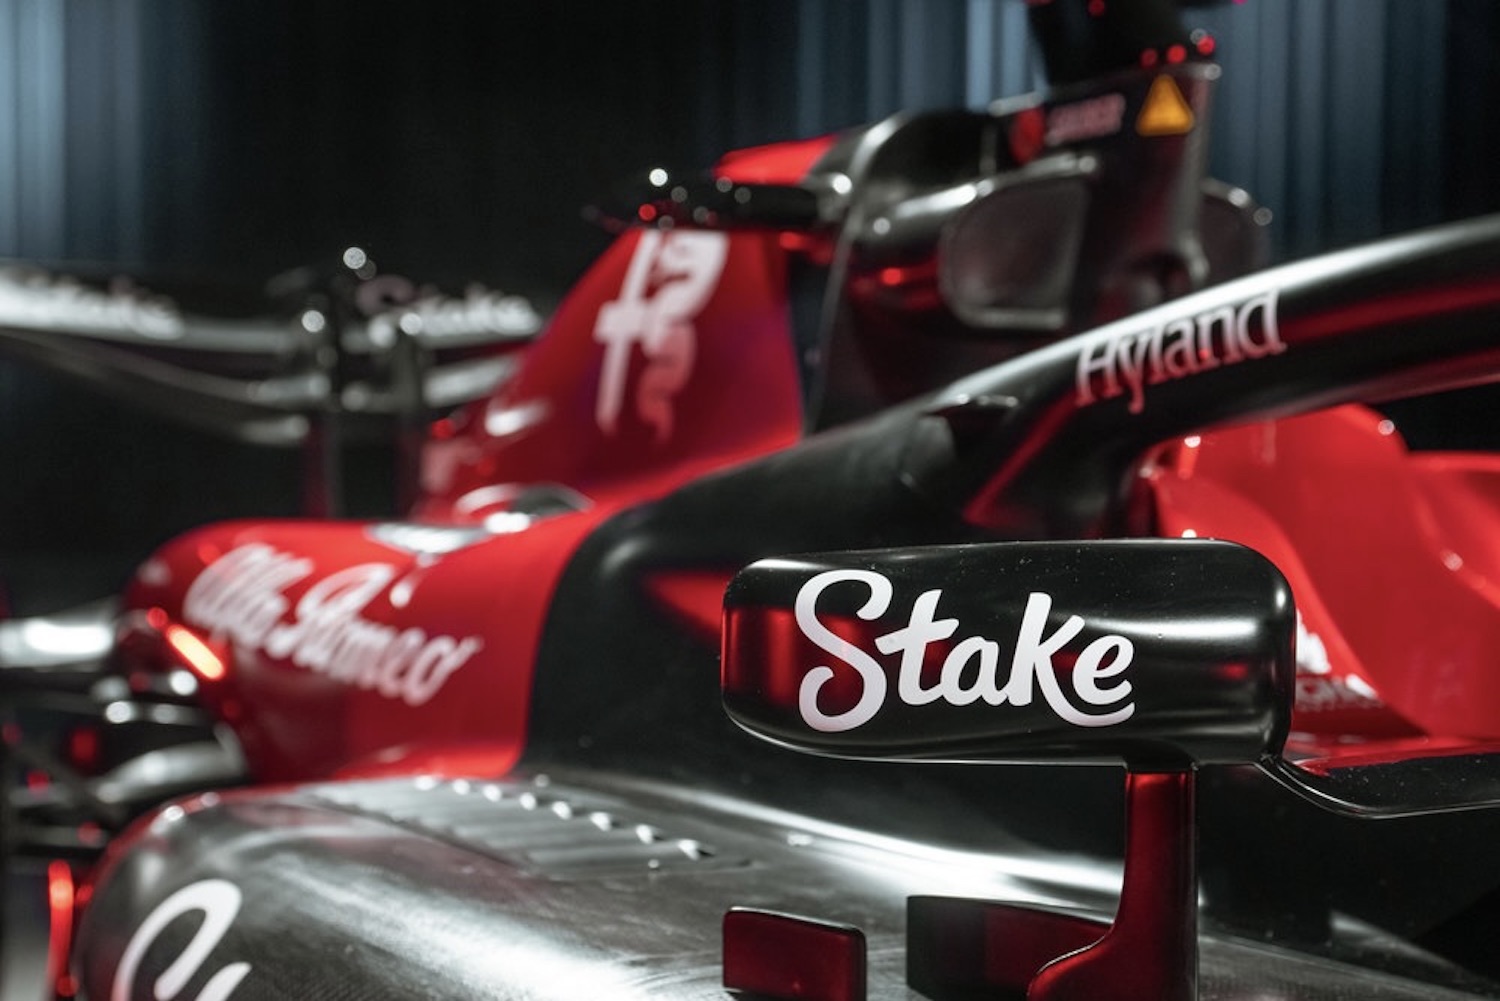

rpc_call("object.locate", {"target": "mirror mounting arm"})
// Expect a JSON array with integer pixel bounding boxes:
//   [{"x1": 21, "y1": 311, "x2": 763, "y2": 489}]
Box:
[
  {"x1": 1028, "y1": 768, "x2": 1197, "y2": 1001},
  {"x1": 907, "y1": 767, "x2": 1198, "y2": 1001}
]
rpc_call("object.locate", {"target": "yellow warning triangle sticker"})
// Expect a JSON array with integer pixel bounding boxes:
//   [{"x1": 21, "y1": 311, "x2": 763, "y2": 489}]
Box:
[{"x1": 1136, "y1": 75, "x2": 1195, "y2": 137}]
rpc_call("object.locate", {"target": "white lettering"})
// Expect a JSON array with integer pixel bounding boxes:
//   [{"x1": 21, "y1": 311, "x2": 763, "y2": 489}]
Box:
[
  {"x1": 1045, "y1": 93, "x2": 1127, "y2": 146},
  {"x1": 184, "y1": 544, "x2": 313, "y2": 650},
  {"x1": 366, "y1": 285, "x2": 541, "y2": 348},
  {"x1": 794, "y1": 572, "x2": 1136, "y2": 732},
  {"x1": 875, "y1": 589, "x2": 957, "y2": 706},
  {"x1": 1195, "y1": 305, "x2": 1240, "y2": 367},
  {"x1": 1074, "y1": 336, "x2": 1119, "y2": 406},
  {"x1": 1296, "y1": 613, "x2": 1331, "y2": 676},
  {"x1": 1295, "y1": 675, "x2": 1384, "y2": 711},
  {"x1": 593, "y1": 230, "x2": 728, "y2": 441},
  {"x1": 183, "y1": 545, "x2": 481, "y2": 707},
  {"x1": 1076, "y1": 288, "x2": 1284, "y2": 414},
  {"x1": 937, "y1": 636, "x2": 1002, "y2": 706},
  {"x1": 795, "y1": 570, "x2": 892, "y2": 733},
  {"x1": 1236, "y1": 291, "x2": 1284, "y2": 358},
  {"x1": 1158, "y1": 318, "x2": 1199, "y2": 380},
  {"x1": 1072, "y1": 635, "x2": 1135, "y2": 710},
  {"x1": 113, "y1": 879, "x2": 250, "y2": 1001},
  {"x1": 1008, "y1": 590, "x2": 1085, "y2": 714},
  {"x1": 264, "y1": 564, "x2": 397, "y2": 661},
  {"x1": 1114, "y1": 331, "x2": 1153, "y2": 415},
  {"x1": 0, "y1": 267, "x2": 183, "y2": 340}
]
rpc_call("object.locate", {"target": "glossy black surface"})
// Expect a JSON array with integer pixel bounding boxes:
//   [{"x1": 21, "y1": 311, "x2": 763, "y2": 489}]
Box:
[
  {"x1": 901, "y1": 213, "x2": 1500, "y2": 539},
  {"x1": 519, "y1": 211, "x2": 1500, "y2": 990},
  {"x1": 1268, "y1": 752, "x2": 1500, "y2": 819},
  {"x1": 722, "y1": 540, "x2": 1294, "y2": 768},
  {"x1": 72, "y1": 773, "x2": 1500, "y2": 1001}
]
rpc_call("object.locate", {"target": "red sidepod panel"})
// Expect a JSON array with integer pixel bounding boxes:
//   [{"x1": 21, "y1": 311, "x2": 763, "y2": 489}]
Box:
[
  {"x1": 120, "y1": 208, "x2": 812, "y2": 781},
  {"x1": 124, "y1": 512, "x2": 611, "y2": 783},
  {"x1": 416, "y1": 223, "x2": 807, "y2": 522}
]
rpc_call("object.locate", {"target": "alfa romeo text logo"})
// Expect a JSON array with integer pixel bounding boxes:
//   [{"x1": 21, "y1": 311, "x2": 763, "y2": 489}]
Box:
[
  {"x1": 184, "y1": 543, "x2": 482, "y2": 706},
  {"x1": 793, "y1": 569, "x2": 1136, "y2": 733}
]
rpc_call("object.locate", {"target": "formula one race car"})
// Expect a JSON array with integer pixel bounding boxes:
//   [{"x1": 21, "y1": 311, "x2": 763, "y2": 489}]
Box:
[{"x1": 7, "y1": 0, "x2": 1500, "y2": 998}]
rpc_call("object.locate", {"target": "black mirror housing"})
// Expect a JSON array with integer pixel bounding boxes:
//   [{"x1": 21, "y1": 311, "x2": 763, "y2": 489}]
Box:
[{"x1": 722, "y1": 539, "x2": 1295, "y2": 769}]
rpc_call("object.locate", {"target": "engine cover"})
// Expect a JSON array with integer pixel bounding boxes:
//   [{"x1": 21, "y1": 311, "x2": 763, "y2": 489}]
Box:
[{"x1": 78, "y1": 771, "x2": 1490, "y2": 1000}]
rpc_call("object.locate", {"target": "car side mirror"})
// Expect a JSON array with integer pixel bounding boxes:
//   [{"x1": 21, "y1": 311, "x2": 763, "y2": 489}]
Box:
[
  {"x1": 721, "y1": 539, "x2": 1295, "y2": 1001},
  {"x1": 723, "y1": 539, "x2": 1294, "y2": 769}
]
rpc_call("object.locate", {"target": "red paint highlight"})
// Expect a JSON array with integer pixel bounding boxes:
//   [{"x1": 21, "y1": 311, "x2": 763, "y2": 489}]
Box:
[
  {"x1": 714, "y1": 136, "x2": 837, "y2": 185},
  {"x1": 644, "y1": 568, "x2": 737, "y2": 643},
  {"x1": 1293, "y1": 737, "x2": 1500, "y2": 776},
  {"x1": 723, "y1": 909, "x2": 867, "y2": 1001},
  {"x1": 165, "y1": 624, "x2": 225, "y2": 681},
  {"x1": 334, "y1": 742, "x2": 521, "y2": 782},
  {"x1": 66, "y1": 726, "x2": 101, "y2": 773},
  {"x1": 1296, "y1": 280, "x2": 1500, "y2": 342},
  {"x1": 1008, "y1": 106, "x2": 1047, "y2": 164},
  {"x1": 46, "y1": 861, "x2": 76, "y2": 998}
]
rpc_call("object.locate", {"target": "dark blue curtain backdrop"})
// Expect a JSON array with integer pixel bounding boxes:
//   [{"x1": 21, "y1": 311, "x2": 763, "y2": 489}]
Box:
[
  {"x1": 0, "y1": 1, "x2": 1479, "y2": 279},
  {"x1": 0, "y1": 0, "x2": 1494, "y2": 605}
]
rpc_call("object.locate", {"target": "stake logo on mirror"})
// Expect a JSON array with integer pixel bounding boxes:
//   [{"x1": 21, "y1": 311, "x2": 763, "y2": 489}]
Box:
[{"x1": 794, "y1": 570, "x2": 1135, "y2": 733}]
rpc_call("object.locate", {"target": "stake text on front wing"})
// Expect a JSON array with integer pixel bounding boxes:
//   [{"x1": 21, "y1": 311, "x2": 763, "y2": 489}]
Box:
[
  {"x1": 183, "y1": 543, "x2": 481, "y2": 706},
  {"x1": 794, "y1": 569, "x2": 1135, "y2": 733},
  {"x1": 0, "y1": 266, "x2": 184, "y2": 339},
  {"x1": 1076, "y1": 288, "x2": 1284, "y2": 414}
]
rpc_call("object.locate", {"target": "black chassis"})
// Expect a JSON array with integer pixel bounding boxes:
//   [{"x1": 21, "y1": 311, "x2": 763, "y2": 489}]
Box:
[{"x1": 72, "y1": 210, "x2": 1500, "y2": 1000}]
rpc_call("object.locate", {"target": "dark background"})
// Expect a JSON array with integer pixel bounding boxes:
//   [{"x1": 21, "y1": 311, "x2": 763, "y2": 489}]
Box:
[{"x1": 0, "y1": 0, "x2": 1496, "y2": 613}]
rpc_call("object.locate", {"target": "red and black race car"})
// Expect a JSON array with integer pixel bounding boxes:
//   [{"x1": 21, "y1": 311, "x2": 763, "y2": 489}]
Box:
[{"x1": 5, "y1": 1, "x2": 1500, "y2": 998}]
